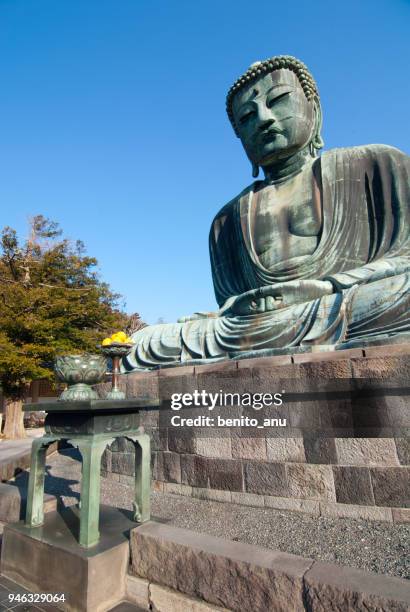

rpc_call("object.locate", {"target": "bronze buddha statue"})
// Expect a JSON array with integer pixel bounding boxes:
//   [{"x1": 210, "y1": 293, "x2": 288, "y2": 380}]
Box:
[{"x1": 123, "y1": 55, "x2": 410, "y2": 370}]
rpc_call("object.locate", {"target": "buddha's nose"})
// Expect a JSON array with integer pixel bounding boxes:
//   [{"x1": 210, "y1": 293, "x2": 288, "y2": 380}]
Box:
[
  {"x1": 256, "y1": 105, "x2": 276, "y2": 130},
  {"x1": 258, "y1": 118, "x2": 275, "y2": 132}
]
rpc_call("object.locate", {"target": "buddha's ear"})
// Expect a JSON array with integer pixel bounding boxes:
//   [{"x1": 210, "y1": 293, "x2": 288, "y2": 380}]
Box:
[
  {"x1": 310, "y1": 98, "x2": 324, "y2": 155},
  {"x1": 252, "y1": 162, "x2": 259, "y2": 178},
  {"x1": 243, "y1": 147, "x2": 259, "y2": 178}
]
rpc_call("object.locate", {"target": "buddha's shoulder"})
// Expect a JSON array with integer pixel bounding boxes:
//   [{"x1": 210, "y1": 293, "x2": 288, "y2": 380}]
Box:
[
  {"x1": 211, "y1": 183, "x2": 257, "y2": 226},
  {"x1": 322, "y1": 144, "x2": 409, "y2": 165}
]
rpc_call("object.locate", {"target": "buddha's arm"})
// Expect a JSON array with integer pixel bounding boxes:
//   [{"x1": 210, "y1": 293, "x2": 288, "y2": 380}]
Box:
[
  {"x1": 177, "y1": 311, "x2": 219, "y2": 323},
  {"x1": 323, "y1": 256, "x2": 410, "y2": 291}
]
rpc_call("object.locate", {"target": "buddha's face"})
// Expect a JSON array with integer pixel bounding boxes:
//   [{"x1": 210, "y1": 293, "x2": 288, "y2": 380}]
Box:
[{"x1": 232, "y1": 69, "x2": 316, "y2": 167}]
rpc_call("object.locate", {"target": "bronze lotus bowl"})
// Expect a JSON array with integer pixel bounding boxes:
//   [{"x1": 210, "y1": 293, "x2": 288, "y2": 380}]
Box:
[{"x1": 54, "y1": 353, "x2": 107, "y2": 400}]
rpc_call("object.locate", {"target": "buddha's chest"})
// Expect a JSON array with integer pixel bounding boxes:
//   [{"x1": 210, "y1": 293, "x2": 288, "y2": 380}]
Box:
[{"x1": 250, "y1": 177, "x2": 321, "y2": 268}]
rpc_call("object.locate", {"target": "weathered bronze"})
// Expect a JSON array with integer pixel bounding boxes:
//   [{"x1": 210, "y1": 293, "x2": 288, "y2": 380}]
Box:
[
  {"x1": 55, "y1": 354, "x2": 107, "y2": 400},
  {"x1": 23, "y1": 399, "x2": 151, "y2": 548},
  {"x1": 124, "y1": 55, "x2": 410, "y2": 370},
  {"x1": 100, "y1": 343, "x2": 133, "y2": 400}
]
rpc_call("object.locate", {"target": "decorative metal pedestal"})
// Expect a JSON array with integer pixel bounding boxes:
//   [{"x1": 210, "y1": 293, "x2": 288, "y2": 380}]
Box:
[{"x1": 23, "y1": 399, "x2": 152, "y2": 548}]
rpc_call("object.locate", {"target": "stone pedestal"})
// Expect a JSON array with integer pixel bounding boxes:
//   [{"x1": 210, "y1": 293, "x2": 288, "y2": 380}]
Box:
[
  {"x1": 99, "y1": 342, "x2": 410, "y2": 521},
  {"x1": 0, "y1": 505, "x2": 136, "y2": 612},
  {"x1": 23, "y1": 399, "x2": 152, "y2": 548}
]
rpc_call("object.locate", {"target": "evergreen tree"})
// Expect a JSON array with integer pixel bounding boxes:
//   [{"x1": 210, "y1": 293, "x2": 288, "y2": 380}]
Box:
[{"x1": 0, "y1": 216, "x2": 129, "y2": 438}]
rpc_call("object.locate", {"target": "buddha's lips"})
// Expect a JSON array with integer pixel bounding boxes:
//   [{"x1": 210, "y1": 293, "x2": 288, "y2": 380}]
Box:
[{"x1": 261, "y1": 129, "x2": 282, "y2": 143}]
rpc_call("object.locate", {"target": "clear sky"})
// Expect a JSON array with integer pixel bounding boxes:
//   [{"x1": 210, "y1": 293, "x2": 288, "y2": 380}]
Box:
[{"x1": 1, "y1": 0, "x2": 409, "y2": 324}]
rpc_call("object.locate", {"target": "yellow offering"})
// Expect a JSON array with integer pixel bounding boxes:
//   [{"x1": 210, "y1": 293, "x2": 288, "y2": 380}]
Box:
[
  {"x1": 101, "y1": 331, "x2": 134, "y2": 346},
  {"x1": 111, "y1": 331, "x2": 128, "y2": 343}
]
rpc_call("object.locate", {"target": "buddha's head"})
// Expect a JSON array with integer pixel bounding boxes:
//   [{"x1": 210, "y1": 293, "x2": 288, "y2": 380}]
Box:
[{"x1": 226, "y1": 56, "x2": 324, "y2": 176}]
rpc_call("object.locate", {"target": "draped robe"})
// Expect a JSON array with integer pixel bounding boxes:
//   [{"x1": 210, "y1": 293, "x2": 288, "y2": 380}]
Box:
[{"x1": 123, "y1": 145, "x2": 410, "y2": 371}]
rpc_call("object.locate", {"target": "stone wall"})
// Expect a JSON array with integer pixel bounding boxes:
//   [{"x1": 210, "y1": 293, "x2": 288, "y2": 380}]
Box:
[
  {"x1": 99, "y1": 343, "x2": 410, "y2": 521},
  {"x1": 128, "y1": 522, "x2": 410, "y2": 611}
]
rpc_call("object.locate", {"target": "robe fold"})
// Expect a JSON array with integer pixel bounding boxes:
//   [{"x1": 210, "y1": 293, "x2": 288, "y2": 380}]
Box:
[{"x1": 123, "y1": 145, "x2": 410, "y2": 371}]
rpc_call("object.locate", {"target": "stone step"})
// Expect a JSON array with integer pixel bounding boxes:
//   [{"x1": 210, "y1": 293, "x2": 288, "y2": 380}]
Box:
[{"x1": 0, "y1": 482, "x2": 57, "y2": 523}]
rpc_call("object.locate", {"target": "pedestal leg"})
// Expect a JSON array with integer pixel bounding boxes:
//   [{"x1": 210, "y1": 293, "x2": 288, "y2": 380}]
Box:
[
  {"x1": 133, "y1": 434, "x2": 151, "y2": 523},
  {"x1": 26, "y1": 438, "x2": 52, "y2": 527},
  {"x1": 75, "y1": 438, "x2": 106, "y2": 548}
]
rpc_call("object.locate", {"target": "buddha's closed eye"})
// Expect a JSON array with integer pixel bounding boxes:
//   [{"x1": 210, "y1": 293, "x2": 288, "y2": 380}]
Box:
[
  {"x1": 239, "y1": 110, "x2": 255, "y2": 124},
  {"x1": 266, "y1": 90, "x2": 292, "y2": 108}
]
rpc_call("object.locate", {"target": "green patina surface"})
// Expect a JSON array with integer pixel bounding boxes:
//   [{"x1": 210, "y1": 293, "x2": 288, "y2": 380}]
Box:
[
  {"x1": 122, "y1": 55, "x2": 410, "y2": 371},
  {"x1": 25, "y1": 402, "x2": 151, "y2": 548}
]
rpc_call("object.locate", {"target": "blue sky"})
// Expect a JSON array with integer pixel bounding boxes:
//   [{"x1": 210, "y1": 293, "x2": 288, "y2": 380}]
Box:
[{"x1": 0, "y1": 0, "x2": 409, "y2": 324}]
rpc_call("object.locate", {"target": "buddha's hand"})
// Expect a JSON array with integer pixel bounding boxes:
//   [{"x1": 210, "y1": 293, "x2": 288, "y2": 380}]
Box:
[{"x1": 227, "y1": 280, "x2": 334, "y2": 315}]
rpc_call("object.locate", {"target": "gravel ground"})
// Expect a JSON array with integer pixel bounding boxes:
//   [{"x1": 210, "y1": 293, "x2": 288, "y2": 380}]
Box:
[{"x1": 17, "y1": 449, "x2": 409, "y2": 580}]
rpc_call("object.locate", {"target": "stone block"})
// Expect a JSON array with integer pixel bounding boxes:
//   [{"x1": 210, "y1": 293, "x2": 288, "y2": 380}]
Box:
[
  {"x1": 195, "y1": 437, "x2": 232, "y2": 459},
  {"x1": 244, "y1": 461, "x2": 288, "y2": 496},
  {"x1": 192, "y1": 487, "x2": 232, "y2": 503},
  {"x1": 207, "y1": 458, "x2": 243, "y2": 492},
  {"x1": 154, "y1": 452, "x2": 181, "y2": 484},
  {"x1": 196, "y1": 365, "x2": 243, "y2": 395},
  {"x1": 110, "y1": 437, "x2": 137, "y2": 453},
  {"x1": 303, "y1": 437, "x2": 338, "y2": 464},
  {"x1": 351, "y1": 398, "x2": 391, "y2": 429},
  {"x1": 158, "y1": 366, "x2": 198, "y2": 398},
  {"x1": 288, "y1": 402, "x2": 321, "y2": 429},
  {"x1": 111, "y1": 452, "x2": 135, "y2": 477},
  {"x1": 126, "y1": 371, "x2": 159, "y2": 402},
  {"x1": 370, "y1": 467, "x2": 410, "y2": 507},
  {"x1": 351, "y1": 355, "x2": 410, "y2": 380},
  {"x1": 395, "y1": 438, "x2": 410, "y2": 465},
  {"x1": 333, "y1": 466, "x2": 375, "y2": 505},
  {"x1": 1, "y1": 506, "x2": 131, "y2": 612},
  {"x1": 130, "y1": 522, "x2": 312, "y2": 612},
  {"x1": 95, "y1": 380, "x2": 111, "y2": 399},
  {"x1": 385, "y1": 397, "x2": 410, "y2": 427},
  {"x1": 101, "y1": 448, "x2": 112, "y2": 472},
  {"x1": 181, "y1": 454, "x2": 209, "y2": 488},
  {"x1": 237, "y1": 354, "x2": 292, "y2": 370},
  {"x1": 195, "y1": 360, "x2": 238, "y2": 375},
  {"x1": 364, "y1": 343, "x2": 410, "y2": 358},
  {"x1": 125, "y1": 574, "x2": 149, "y2": 609},
  {"x1": 319, "y1": 400, "x2": 354, "y2": 430},
  {"x1": 150, "y1": 427, "x2": 168, "y2": 452},
  {"x1": 249, "y1": 363, "x2": 298, "y2": 394},
  {"x1": 149, "y1": 583, "x2": 230, "y2": 611},
  {"x1": 0, "y1": 483, "x2": 57, "y2": 523},
  {"x1": 392, "y1": 508, "x2": 410, "y2": 523},
  {"x1": 304, "y1": 559, "x2": 410, "y2": 611},
  {"x1": 231, "y1": 435, "x2": 267, "y2": 460},
  {"x1": 264, "y1": 495, "x2": 320, "y2": 516},
  {"x1": 231, "y1": 491, "x2": 264, "y2": 507},
  {"x1": 168, "y1": 428, "x2": 197, "y2": 454},
  {"x1": 296, "y1": 359, "x2": 353, "y2": 380},
  {"x1": 293, "y1": 348, "x2": 363, "y2": 363},
  {"x1": 286, "y1": 464, "x2": 335, "y2": 501},
  {"x1": 266, "y1": 438, "x2": 306, "y2": 462},
  {"x1": 335, "y1": 438, "x2": 399, "y2": 466},
  {"x1": 320, "y1": 502, "x2": 392, "y2": 522}
]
